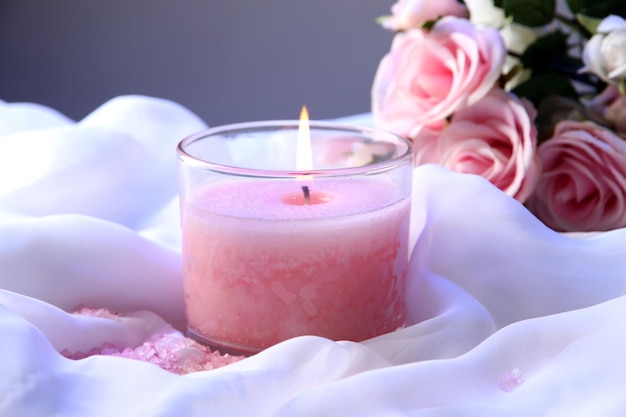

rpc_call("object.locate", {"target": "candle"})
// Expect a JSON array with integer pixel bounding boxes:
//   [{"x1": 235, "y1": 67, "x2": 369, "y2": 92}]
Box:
[{"x1": 177, "y1": 115, "x2": 413, "y2": 355}]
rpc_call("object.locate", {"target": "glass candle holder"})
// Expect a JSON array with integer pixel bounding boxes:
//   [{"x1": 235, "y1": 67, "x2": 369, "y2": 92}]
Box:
[{"x1": 177, "y1": 120, "x2": 413, "y2": 355}]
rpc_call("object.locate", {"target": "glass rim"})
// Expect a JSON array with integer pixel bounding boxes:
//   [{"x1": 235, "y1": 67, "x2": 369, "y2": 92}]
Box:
[{"x1": 176, "y1": 119, "x2": 413, "y2": 179}]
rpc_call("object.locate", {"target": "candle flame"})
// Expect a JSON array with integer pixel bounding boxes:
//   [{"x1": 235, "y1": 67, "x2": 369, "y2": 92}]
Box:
[{"x1": 296, "y1": 105, "x2": 313, "y2": 173}]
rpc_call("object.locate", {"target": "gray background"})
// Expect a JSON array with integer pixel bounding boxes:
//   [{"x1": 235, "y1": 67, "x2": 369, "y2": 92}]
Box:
[{"x1": 0, "y1": 0, "x2": 393, "y2": 126}]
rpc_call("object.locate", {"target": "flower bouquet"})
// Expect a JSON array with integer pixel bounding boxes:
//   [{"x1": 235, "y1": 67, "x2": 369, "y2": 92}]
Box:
[{"x1": 372, "y1": 0, "x2": 626, "y2": 232}]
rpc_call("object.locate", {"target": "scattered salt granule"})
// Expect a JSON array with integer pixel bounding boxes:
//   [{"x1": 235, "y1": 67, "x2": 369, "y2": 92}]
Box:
[
  {"x1": 497, "y1": 368, "x2": 524, "y2": 393},
  {"x1": 60, "y1": 308, "x2": 244, "y2": 374}
]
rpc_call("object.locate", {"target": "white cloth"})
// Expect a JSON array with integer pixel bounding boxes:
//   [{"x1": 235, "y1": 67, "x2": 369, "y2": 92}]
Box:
[{"x1": 2, "y1": 96, "x2": 626, "y2": 416}]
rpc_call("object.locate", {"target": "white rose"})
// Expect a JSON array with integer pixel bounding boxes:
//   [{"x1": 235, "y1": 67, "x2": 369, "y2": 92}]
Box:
[
  {"x1": 464, "y1": 0, "x2": 504, "y2": 28},
  {"x1": 464, "y1": 0, "x2": 538, "y2": 88},
  {"x1": 582, "y1": 15, "x2": 626, "y2": 84}
]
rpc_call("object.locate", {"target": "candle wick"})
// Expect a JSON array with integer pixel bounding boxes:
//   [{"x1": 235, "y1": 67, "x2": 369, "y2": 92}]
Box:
[{"x1": 301, "y1": 185, "x2": 311, "y2": 205}]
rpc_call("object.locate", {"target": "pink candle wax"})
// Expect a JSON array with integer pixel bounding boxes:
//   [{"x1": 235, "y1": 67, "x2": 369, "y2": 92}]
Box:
[{"x1": 182, "y1": 178, "x2": 410, "y2": 353}]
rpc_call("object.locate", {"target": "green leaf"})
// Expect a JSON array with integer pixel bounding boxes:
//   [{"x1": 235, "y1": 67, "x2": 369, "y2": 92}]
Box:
[
  {"x1": 376, "y1": 15, "x2": 392, "y2": 27},
  {"x1": 519, "y1": 32, "x2": 569, "y2": 71},
  {"x1": 575, "y1": 0, "x2": 626, "y2": 17},
  {"x1": 566, "y1": 0, "x2": 582, "y2": 13},
  {"x1": 503, "y1": 0, "x2": 556, "y2": 27},
  {"x1": 513, "y1": 73, "x2": 579, "y2": 107},
  {"x1": 576, "y1": 14, "x2": 603, "y2": 35},
  {"x1": 493, "y1": 0, "x2": 504, "y2": 8},
  {"x1": 422, "y1": 19, "x2": 437, "y2": 30}
]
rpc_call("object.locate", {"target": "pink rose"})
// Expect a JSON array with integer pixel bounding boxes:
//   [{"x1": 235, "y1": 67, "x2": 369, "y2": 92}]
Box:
[
  {"x1": 380, "y1": 0, "x2": 469, "y2": 31},
  {"x1": 372, "y1": 16, "x2": 506, "y2": 139},
  {"x1": 526, "y1": 121, "x2": 626, "y2": 232},
  {"x1": 411, "y1": 120, "x2": 447, "y2": 165},
  {"x1": 588, "y1": 85, "x2": 626, "y2": 136},
  {"x1": 415, "y1": 88, "x2": 540, "y2": 202}
]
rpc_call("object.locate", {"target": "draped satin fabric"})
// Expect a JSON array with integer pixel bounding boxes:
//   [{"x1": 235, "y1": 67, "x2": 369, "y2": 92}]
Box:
[{"x1": 1, "y1": 97, "x2": 625, "y2": 416}]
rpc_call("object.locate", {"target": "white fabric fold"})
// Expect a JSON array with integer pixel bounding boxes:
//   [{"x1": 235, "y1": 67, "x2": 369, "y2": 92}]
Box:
[
  {"x1": 1, "y1": 96, "x2": 626, "y2": 416},
  {"x1": 411, "y1": 165, "x2": 626, "y2": 327},
  {"x1": 0, "y1": 214, "x2": 185, "y2": 330},
  {"x1": 0, "y1": 95, "x2": 207, "y2": 227}
]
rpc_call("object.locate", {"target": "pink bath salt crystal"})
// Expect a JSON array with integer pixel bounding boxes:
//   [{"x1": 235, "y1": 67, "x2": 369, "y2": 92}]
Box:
[
  {"x1": 71, "y1": 307, "x2": 123, "y2": 320},
  {"x1": 96, "y1": 342, "x2": 121, "y2": 356},
  {"x1": 497, "y1": 368, "x2": 524, "y2": 393},
  {"x1": 60, "y1": 349, "x2": 87, "y2": 360},
  {"x1": 62, "y1": 307, "x2": 245, "y2": 374}
]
